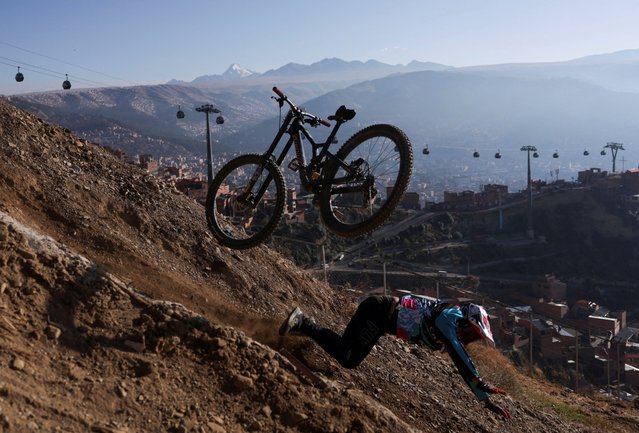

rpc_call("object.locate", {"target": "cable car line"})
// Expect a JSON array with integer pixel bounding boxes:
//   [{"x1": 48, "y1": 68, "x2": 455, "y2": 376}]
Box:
[
  {"x1": 0, "y1": 58, "x2": 114, "y2": 88},
  {"x1": 0, "y1": 40, "x2": 139, "y2": 86},
  {"x1": 0, "y1": 60, "x2": 59, "y2": 79}
]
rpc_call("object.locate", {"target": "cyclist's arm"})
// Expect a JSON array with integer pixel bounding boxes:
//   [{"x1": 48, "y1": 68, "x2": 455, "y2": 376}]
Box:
[{"x1": 435, "y1": 308, "x2": 490, "y2": 401}]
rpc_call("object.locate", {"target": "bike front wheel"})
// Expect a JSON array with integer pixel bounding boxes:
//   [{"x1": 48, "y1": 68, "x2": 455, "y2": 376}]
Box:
[
  {"x1": 205, "y1": 154, "x2": 286, "y2": 249},
  {"x1": 318, "y1": 124, "x2": 413, "y2": 237}
]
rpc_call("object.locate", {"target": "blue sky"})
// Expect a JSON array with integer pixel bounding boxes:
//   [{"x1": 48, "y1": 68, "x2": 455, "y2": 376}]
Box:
[{"x1": 2, "y1": 0, "x2": 639, "y2": 94}]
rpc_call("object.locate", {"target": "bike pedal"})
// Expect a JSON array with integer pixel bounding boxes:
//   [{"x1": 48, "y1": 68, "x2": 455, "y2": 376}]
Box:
[{"x1": 311, "y1": 171, "x2": 321, "y2": 181}]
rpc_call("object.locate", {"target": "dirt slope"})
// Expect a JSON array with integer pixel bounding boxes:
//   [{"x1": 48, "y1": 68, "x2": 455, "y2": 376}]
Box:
[{"x1": 1, "y1": 99, "x2": 637, "y2": 432}]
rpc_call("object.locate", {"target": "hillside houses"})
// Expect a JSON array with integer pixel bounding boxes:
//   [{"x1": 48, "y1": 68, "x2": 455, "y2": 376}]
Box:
[{"x1": 487, "y1": 283, "x2": 639, "y2": 395}]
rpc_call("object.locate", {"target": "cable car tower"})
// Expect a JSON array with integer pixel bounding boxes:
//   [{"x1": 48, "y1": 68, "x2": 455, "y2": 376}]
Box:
[
  {"x1": 603, "y1": 142, "x2": 625, "y2": 172},
  {"x1": 520, "y1": 145, "x2": 538, "y2": 239}
]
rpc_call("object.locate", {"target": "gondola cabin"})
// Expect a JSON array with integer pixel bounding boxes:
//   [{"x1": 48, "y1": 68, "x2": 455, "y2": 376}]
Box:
[
  {"x1": 62, "y1": 74, "x2": 71, "y2": 90},
  {"x1": 15, "y1": 67, "x2": 24, "y2": 82}
]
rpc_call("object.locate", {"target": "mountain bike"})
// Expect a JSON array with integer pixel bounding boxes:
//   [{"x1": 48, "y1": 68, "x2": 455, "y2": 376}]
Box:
[{"x1": 205, "y1": 87, "x2": 413, "y2": 249}]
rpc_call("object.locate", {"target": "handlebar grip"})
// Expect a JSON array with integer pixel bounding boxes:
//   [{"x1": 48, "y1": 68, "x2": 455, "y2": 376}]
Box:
[
  {"x1": 320, "y1": 119, "x2": 331, "y2": 127},
  {"x1": 272, "y1": 87, "x2": 285, "y2": 98}
]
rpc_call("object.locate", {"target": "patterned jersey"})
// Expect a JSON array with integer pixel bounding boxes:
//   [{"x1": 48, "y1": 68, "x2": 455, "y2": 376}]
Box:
[
  {"x1": 396, "y1": 296, "x2": 438, "y2": 343},
  {"x1": 395, "y1": 295, "x2": 490, "y2": 401}
]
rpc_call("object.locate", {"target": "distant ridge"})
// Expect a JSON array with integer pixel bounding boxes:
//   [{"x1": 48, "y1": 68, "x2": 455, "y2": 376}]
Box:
[{"x1": 168, "y1": 57, "x2": 452, "y2": 85}]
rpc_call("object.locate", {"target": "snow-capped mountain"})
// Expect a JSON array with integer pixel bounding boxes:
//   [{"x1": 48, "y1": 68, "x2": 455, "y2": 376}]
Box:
[
  {"x1": 167, "y1": 64, "x2": 257, "y2": 85},
  {"x1": 222, "y1": 63, "x2": 257, "y2": 79}
]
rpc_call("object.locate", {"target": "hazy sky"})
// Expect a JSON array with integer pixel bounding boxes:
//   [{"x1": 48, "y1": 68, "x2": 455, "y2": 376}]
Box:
[{"x1": 2, "y1": 0, "x2": 639, "y2": 94}]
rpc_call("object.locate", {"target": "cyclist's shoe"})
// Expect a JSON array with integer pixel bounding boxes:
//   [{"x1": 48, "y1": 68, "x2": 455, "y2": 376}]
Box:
[{"x1": 279, "y1": 307, "x2": 304, "y2": 336}]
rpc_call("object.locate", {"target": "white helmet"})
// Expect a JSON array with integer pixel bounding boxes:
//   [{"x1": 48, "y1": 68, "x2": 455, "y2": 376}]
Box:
[{"x1": 464, "y1": 304, "x2": 494, "y2": 345}]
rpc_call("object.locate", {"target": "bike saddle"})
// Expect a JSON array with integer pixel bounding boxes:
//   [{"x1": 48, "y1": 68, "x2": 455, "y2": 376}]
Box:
[{"x1": 328, "y1": 105, "x2": 356, "y2": 122}]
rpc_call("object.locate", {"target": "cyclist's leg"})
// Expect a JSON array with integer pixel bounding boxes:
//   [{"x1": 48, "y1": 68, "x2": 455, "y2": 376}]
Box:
[{"x1": 301, "y1": 295, "x2": 397, "y2": 368}]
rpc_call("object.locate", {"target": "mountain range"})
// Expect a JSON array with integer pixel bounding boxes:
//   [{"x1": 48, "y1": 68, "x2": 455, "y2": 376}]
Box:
[
  {"x1": 5, "y1": 50, "x2": 639, "y2": 173},
  {"x1": 167, "y1": 57, "x2": 451, "y2": 86}
]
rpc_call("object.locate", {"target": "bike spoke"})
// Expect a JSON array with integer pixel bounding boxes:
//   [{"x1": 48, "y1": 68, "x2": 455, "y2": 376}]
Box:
[{"x1": 328, "y1": 134, "x2": 403, "y2": 226}]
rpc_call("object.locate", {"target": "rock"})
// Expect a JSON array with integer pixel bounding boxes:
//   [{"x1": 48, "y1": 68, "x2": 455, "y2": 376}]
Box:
[
  {"x1": 10, "y1": 358, "x2": 25, "y2": 371},
  {"x1": 260, "y1": 405, "x2": 272, "y2": 418},
  {"x1": 211, "y1": 337, "x2": 227, "y2": 349},
  {"x1": 226, "y1": 374, "x2": 254, "y2": 394},
  {"x1": 206, "y1": 422, "x2": 226, "y2": 433},
  {"x1": 116, "y1": 386, "x2": 127, "y2": 398},
  {"x1": 0, "y1": 412, "x2": 10, "y2": 431},
  {"x1": 124, "y1": 339, "x2": 145, "y2": 353},
  {"x1": 16, "y1": 247, "x2": 36, "y2": 260},
  {"x1": 281, "y1": 410, "x2": 308, "y2": 426},
  {"x1": 0, "y1": 283, "x2": 6, "y2": 295},
  {"x1": 45, "y1": 324, "x2": 63, "y2": 340}
]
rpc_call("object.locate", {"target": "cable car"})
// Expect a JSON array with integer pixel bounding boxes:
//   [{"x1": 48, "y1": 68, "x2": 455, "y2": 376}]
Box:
[
  {"x1": 494, "y1": 150, "x2": 502, "y2": 159},
  {"x1": 473, "y1": 150, "x2": 480, "y2": 158},
  {"x1": 15, "y1": 67, "x2": 24, "y2": 82},
  {"x1": 600, "y1": 149, "x2": 606, "y2": 156},
  {"x1": 176, "y1": 105, "x2": 185, "y2": 119},
  {"x1": 533, "y1": 152, "x2": 539, "y2": 158},
  {"x1": 583, "y1": 149, "x2": 589, "y2": 156},
  {"x1": 422, "y1": 146, "x2": 430, "y2": 155},
  {"x1": 62, "y1": 74, "x2": 71, "y2": 90},
  {"x1": 216, "y1": 115, "x2": 224, "y2": 125},
  {"x1": 553, "y1": 151, "x2": 559, "y2": 158}
]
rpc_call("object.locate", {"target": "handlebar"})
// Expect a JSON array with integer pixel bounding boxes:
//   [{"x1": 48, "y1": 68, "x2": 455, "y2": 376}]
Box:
[
  {"x1": 272, "y1": 86, "x2": 331, "y2": 128},
  {"x1": 272, "y1": 86, "x2": 285, "y2": 99}
]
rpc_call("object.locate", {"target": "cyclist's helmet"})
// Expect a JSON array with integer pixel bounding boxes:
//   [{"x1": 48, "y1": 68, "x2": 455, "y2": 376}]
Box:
[{"x1": 459, "y1": 304, "x2": 494, "y2": 346}]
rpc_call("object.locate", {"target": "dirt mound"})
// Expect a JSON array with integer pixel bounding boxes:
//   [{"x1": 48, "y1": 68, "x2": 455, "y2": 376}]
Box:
[
  {"x1": 0, "y1": 211, "x2": 419, "y2": 432},
  {"x1": 1, "y1": 99, "x2": 638, "y2": 432}
]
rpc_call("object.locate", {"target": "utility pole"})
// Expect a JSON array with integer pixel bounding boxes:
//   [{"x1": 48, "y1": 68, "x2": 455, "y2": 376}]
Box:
[
  {"x1": 321, "y1": 244, "x2": 327, "y2": 284},
  {"x1": 617, "y1": 340, "x2": 621, "y2": 399},
  {"x1": 436, "y1": 270, "x2": 447, "y2": 299},
  {"x1": 498, "y1": 190, "x2": 503, "y2": 230},
  {"x1": 575, "y1": 330, "x2": 579, "y2": 392},
  {"x1": 383, "y1": 262, "x2": 387, "y2": 295},
  {"x1": 195, "y1": 104, "x2": 223, "y2": 186},
  {"x1": 607, "y1": 348, "x2": 611, "y2": 396},
  {"x1": 529, "y1": 312, "x2": 534, "y2": 377},
  {"x1": 520, "y1": 145, "x2": 538, "y2": 239},
  {"x1": 604, "y1": 142, "x2": 625, "y2": 173}
]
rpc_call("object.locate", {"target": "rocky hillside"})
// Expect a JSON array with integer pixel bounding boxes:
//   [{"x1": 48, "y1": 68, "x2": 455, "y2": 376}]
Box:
[{"x1": 1, "y1": 100, "x2": 637, "y2": 432}]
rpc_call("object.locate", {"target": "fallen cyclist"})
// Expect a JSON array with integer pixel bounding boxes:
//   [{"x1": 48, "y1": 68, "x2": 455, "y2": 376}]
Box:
[{"x1": 279, "y1": 294, "x2": 511, "y2": 419}]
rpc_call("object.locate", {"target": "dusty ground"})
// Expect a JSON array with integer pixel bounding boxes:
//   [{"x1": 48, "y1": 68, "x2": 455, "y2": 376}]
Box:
[{"x1": 1, "y1": 99, "x2": 638, "y2": 432}]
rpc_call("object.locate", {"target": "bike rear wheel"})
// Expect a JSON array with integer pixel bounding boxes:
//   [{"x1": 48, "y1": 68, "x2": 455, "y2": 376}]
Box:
[
  {"x1": 205, "y1": 154, "x2": 286, "y2": 249},
  {"x1": 318, "y1": 124, "x2": 413, "y2": 237}
]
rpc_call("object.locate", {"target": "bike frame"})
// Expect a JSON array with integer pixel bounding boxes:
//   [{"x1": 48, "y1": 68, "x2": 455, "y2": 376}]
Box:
[{"x1": 247, "y1": 108, "x2": 351, "y2": 207}]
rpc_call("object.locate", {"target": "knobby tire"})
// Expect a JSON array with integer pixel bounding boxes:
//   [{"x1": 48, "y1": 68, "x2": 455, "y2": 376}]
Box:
[
  {"x1": 318, "y1": 124, "x2": 413, "y2": 237},
  {"x1": 205, "y1": 154, "x2": 286, "y2": 249}
]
